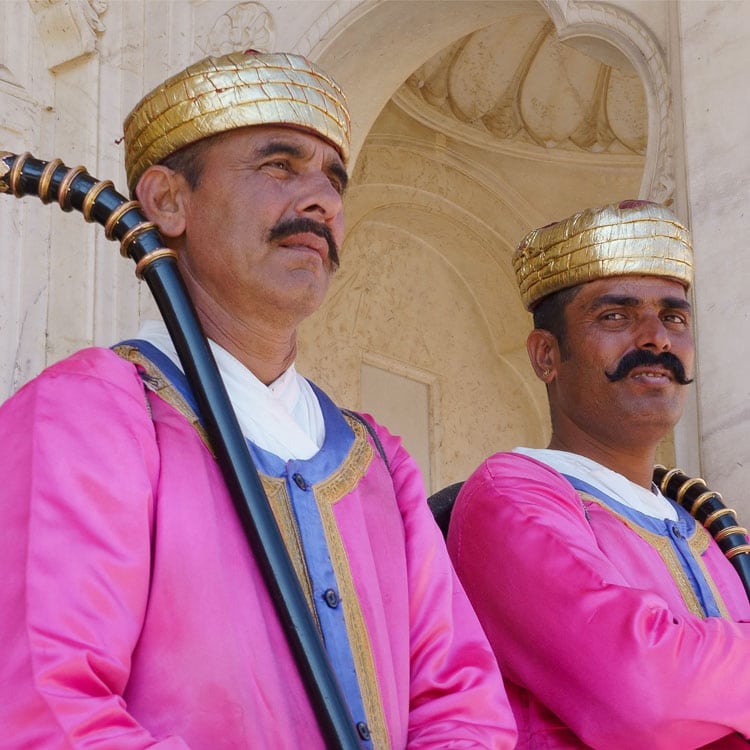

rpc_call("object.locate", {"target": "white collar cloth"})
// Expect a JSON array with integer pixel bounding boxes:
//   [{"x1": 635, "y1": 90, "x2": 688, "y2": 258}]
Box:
[
  {"x1": 514, "y1": 447, "x2": 678, "y2": 522},
  {"x1": 136, "y1": 320, "x2": 324, "y2": 461}
]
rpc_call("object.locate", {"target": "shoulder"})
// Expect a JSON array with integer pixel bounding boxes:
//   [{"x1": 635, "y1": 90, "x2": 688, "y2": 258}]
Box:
[
  {"x1": 341, "y1": 409, "x2": 406, "y2": 468},
  {"x1": 4, "y1": 346, "x2": 148, "y2": 417},
  {"x1": 30, "y1": 346, "x2": 140, "y2": 383},
  {"x1": 453, "y1": 450, "x2": 582, "y2": 526},
  {"x1": 461, "y1": 450, "x2": 569, "y2": 494}
]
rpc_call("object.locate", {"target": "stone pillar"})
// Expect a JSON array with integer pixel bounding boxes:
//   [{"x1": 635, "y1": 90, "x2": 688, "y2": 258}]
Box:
[{"x1": 679, "y1": 0, "x2": 750, "y2": 516}]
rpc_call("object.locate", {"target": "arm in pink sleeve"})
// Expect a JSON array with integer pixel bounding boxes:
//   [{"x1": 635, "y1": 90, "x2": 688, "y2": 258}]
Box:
[
  {"x1": 372, "y1": 422, "x2": 517, "y2": 749},
  {"x1": 0, "y1": 353, "x2": 190, "y2": 748},
  {"x1": 449, "y1": 451, "x2": 750, "y2": 749}
]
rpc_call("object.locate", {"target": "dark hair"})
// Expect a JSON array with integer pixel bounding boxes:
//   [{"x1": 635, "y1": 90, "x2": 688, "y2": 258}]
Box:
[
  {"x1": 531, "y1": 284, "x2": 581, "y2": 358},
  {"x1": 160, "y1": 133, "x2": 224, "y2": 189}
]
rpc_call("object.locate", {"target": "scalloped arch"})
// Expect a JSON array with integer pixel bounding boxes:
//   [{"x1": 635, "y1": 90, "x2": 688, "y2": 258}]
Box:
[
  {"x1": 539, "y1": 0, "x2": 673, "y2": 202},
  {"x1": 310, "y1": 0, "x2": 672, "y2": 202}
]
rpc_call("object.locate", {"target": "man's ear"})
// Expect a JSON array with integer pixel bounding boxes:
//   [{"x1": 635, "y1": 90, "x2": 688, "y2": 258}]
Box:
[
  {"x1": 527, "y1": 328, "x2": 559, "y2": 383},
  {"x1": 135, "y1": 165, "x2": 188, "y2": 238}
]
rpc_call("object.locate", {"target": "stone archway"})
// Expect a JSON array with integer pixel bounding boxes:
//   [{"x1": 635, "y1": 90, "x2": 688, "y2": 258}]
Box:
[{"x1": 299, "y1": 0, "x2": 674, "y2": 491}]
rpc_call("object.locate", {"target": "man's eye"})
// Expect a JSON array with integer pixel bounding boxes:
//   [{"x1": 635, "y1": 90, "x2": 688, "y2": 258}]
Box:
[
  {"x1": 601, "y1": 311, "x2": 625, "y2": 321},
  {"x1": 664, "y1": 313, "x2": 688, "y2": 325}
]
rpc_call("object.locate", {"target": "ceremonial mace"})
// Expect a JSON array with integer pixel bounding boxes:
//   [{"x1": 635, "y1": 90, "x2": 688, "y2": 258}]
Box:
[
  {"x1": 0, "y1": 152, "x2": 362, "y2": 749},
  {"x1": 654, "y1": 465, "x2": 750, "y2": 602}
]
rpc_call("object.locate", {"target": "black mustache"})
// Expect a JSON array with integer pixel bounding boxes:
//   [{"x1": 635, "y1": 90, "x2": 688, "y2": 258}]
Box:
[
  {"x1": 605, "y1": 349, "x2": 693, "y2": 385},
  {"x1": 267, "y1": 218, "x2": 339, "y2": 270}
]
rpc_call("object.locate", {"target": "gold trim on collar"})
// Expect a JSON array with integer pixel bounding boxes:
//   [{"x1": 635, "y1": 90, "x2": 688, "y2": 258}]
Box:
[
  {"x1": 580, "y1": 492, "x2": 730, "y2": 619},
  {"x1": 113, "y1": 346, "x2": 390, "y2": 743},
  {"x1": 113, "y1": 344, "x2": 214, "y2": 454},
  {"x1": 263, "y1": 416, "x2": 389, "y2": 746},
  {"x1": 312, "y1": 415, "x2": 390, "y2": 748},
  {"x1": 260, "y1": 475, "x2": 321, "y2": 630}
]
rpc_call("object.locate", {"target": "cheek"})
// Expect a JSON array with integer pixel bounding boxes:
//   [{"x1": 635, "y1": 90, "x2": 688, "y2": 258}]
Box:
[
  {"x1": 330, "y1": 214, "x2": 346, "y2": 247},
  {"x1": 674, "y1": 335, "x2": 695, "y2": 370}
]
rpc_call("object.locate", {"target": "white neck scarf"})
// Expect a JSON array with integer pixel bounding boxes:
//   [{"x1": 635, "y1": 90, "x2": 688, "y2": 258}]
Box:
[
  {"x1": 514, "y1": 447, "x2": 679, "y2": 522},
  {"x1": 136, "y1": 320, "x2": 324, "y2": 461}
]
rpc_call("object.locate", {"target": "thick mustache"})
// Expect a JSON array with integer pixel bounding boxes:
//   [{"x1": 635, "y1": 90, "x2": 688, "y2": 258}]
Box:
[
  {"x1": 268, "y1": 218, "x2": 339, "y2": 270},
  {"x1": 605, "y1": 349, "x2": 694, "y2": 385}
]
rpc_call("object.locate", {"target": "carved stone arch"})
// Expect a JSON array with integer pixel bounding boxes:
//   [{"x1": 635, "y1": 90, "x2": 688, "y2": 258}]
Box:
[
  {"x1": 540, "y1": 0, "x2": 673, "y2": 203},
  {"x1": 300, "y1": 0, "x2": 658, "y2": 484}
]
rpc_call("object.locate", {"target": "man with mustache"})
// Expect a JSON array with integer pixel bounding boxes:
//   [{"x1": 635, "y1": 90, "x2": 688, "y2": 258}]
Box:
[
  {"x1": 0, "y1": 51, "x2": 516, "y2": 748},
  {"x1": 447, "y1": 200, "x2": 750, "y2": 749}
]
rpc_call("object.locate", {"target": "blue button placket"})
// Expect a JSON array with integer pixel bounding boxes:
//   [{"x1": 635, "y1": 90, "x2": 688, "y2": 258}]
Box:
[
  {"x1": 118, "y1": 340, "x2": 374, "y2": 747},
  {"x1": 281, "y1": 457, "x2": 373, "y2": 749}
]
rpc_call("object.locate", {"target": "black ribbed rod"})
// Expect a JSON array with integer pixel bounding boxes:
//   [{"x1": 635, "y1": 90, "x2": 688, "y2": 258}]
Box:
[{"x1": 0, "y1": 151, "x2": 361, "y2": 748}]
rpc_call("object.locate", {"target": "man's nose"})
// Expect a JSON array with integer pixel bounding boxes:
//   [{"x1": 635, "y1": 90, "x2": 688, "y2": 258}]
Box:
[
  {"x1": 635, "y1": 315, "x2": 670, "y2": 351},
  {"x1": 293, "y1": 171, "x2": 343, "y2": 223}
]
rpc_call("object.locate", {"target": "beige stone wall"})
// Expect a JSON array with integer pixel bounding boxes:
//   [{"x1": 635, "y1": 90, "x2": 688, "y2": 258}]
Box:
[
  {"x1": 678, "y1": 0, "x2": 750, "y2": 512},
  {"x1": 1, "y1": 0, "x2": 747, "y2": 516}
]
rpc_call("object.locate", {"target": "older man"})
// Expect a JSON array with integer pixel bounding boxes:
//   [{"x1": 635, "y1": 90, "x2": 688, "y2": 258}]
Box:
[
  {"x1": 448, "y1": 200, "x2": 750, "y2": 749},
  {"x1": 0, "y1": 51, "x2": 516, "y2": 748}
]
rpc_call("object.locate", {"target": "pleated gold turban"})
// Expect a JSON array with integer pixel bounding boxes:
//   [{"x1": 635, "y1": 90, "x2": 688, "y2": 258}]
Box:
[
  {"x1": 513, "y1": 200, "x2": 694, "y2": 310},
  {"x1": 123, "y1": 50, "x2": 351, "y2": 195}
]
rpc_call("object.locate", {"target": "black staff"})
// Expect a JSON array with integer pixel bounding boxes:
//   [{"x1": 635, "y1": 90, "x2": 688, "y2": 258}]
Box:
[
  {"x1": 654, "y1": 464, "x2": 750, "y2": 602},
  {"x1": 0, "y1": 151, "x2": 361, "y2": 748}
]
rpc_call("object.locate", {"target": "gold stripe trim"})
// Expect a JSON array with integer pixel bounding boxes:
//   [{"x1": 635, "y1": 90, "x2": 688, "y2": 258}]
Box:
[
  {"x1": 112, "y1": 346, "x2": 389, "y2": 739},
  {"x1": 112, "y1": 345, "x2": 214, "y2": 455},
  {"x1": 259, "y1": 475, "x2": 320, "y2": 628},
  {"x1": 580, "y1": 493, "x2": 729, "y2": 618},
  {"x1": 688, "y1": 524, "x2": 731, "y2": 619},
  {"x1": 312, "y1": 415, "x2": 390, "y2": 749}
]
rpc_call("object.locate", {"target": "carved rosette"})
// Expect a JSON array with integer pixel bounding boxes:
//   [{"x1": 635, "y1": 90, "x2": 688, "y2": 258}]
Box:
[{"x1": 195, "y1": 2, "x2": 275, "y2": 57}]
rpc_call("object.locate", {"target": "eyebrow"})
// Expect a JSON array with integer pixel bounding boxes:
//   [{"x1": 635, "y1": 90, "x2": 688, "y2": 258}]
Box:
[
  {"x1": 590, "y1": 294, "x2": 692, "y2": 312},
  {"x1": 254, "y1": 139, "x2": 349, "y2": 192}
]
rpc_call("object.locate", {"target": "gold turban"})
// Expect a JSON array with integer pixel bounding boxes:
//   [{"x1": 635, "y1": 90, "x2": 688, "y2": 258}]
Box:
[
  {"x1": 123, "y1": 50, "x2": 351, "y2": 195},
  {"x1": 513, "y1": 200, "x2": 694, "y2": 310}
]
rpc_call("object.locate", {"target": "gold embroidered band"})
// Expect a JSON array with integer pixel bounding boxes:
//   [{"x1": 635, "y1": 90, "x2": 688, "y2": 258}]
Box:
[
  {"x1": 513, "y1": 200, "x2": 694, "y2": 310},
  {"x1": 123, "y1": 50, "x2": 351, "y2": 194}
]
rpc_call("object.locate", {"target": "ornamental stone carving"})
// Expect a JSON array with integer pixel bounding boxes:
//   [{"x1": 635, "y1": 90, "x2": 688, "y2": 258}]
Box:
[
  {"x1": 195, "y1": 2, "x2": 275, "y2": 57},
  {"x1": 29, "y1": 0, "x2": 107, "y2": 70}
]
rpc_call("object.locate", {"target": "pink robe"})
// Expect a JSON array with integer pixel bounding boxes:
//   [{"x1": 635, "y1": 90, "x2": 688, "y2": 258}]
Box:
[
  {"x1": 448, "y1": 451, "x2": 750, "y2": 750},
  {"x1": 0, "y1": 347, "x2": 516, "y2": 749}
]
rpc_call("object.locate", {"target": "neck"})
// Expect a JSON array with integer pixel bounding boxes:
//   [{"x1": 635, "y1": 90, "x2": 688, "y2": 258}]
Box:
[{"x1": 198, "y1": 309, "x2": 298, "y2": 386}]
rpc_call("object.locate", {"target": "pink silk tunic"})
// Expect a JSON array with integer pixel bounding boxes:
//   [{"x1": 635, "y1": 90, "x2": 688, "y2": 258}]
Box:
[
  {"x1": 448, "y1": 451, "x2": 750, "y2": 750},
  {"x1": 0, "y1": 347, "x2": 516, "y2": 749}
]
